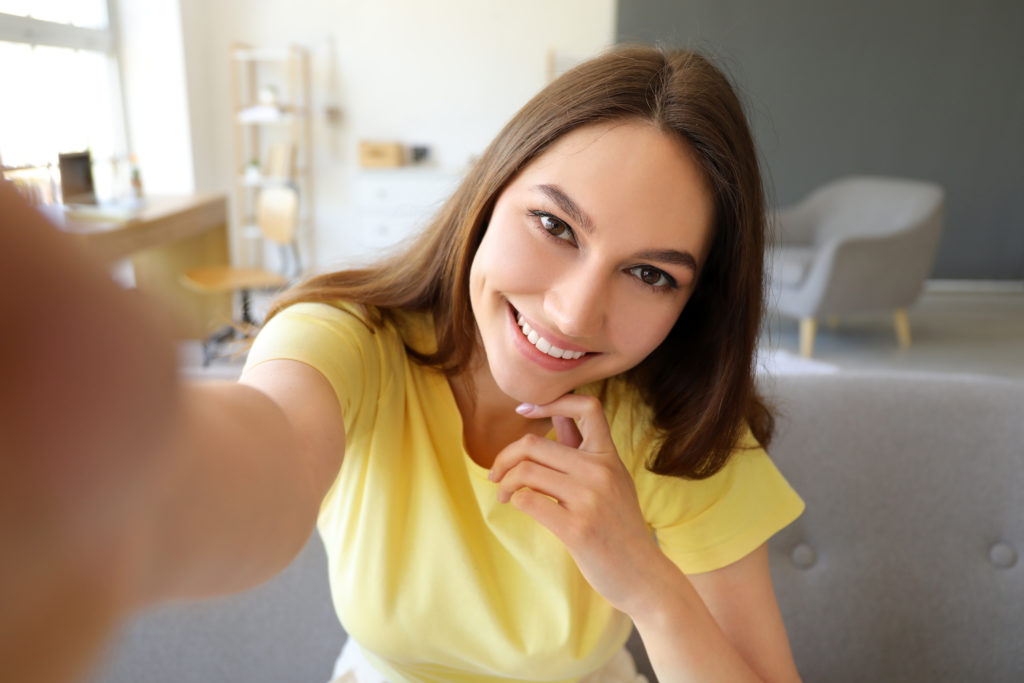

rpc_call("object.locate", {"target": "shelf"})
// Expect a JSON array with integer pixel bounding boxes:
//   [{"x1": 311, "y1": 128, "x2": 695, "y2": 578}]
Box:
[
  {"x1": 230, "y1": 42, "x2": 312, "y2": 269},
  {"x1": 232, "y1": 47, "x2": 297, "y2": 62},
  {"x1": 238, "y1": 175, "x2": 306, "y2": 188},
  {"x1": 236, "y1": 106, "x2": 307, "y2": 124}
]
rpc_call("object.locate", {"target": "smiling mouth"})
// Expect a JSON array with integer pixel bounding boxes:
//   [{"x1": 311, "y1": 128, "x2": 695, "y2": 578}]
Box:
[{"x1": 512, "y1": 308, "x2": 589, "y2": 360}]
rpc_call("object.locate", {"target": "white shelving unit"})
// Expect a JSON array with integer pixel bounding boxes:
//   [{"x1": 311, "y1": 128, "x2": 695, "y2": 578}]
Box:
[{"x1": 229, "y1": 43, "x2": 312, "y2": 269}]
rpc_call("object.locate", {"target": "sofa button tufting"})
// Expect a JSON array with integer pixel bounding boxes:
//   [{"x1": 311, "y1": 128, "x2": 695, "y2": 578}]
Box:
[
  {"x1": 791, "y1": 543, "x2": 817, "y2": 569},
  {"x1": 989, "y1": 542, "x2": 1018, "y2": 569}
]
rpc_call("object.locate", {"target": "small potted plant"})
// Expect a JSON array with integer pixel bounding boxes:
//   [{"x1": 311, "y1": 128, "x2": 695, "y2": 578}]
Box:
[{"x1": 244, "y1": 158, "x2": 261, "y2": 184}]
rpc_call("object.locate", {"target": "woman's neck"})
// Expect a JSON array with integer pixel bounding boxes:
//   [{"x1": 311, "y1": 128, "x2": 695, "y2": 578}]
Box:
[{"x1": 448, "y1": 355, "x2": 552, "y2": 470}]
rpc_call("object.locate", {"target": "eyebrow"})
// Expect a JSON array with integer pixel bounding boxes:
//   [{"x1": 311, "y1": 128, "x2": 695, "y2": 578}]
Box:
[
  {"x1": 634, "y1": 248, "x2": 699, "y2": 273},
  {"x1": 534, "y1": 183, "x2": 595, "y2": 233},
  {"x1": 532, "y1": 183, "x2": 700, "y2": 273}
]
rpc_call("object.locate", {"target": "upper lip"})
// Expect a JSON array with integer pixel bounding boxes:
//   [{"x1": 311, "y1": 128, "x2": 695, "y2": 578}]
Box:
[{"x1": 510, "y1": 303, "x2": 593, "y2": 354}]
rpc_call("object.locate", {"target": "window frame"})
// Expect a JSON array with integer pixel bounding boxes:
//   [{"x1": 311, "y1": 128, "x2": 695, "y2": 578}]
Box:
[{"x1": 0, "y1": 11, "x2": 113, "y2": 51}]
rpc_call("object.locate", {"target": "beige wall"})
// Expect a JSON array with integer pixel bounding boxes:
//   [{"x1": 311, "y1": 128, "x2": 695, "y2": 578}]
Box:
[{"x1": 122, "y1": 0, "x2": 616, "y2": 268}]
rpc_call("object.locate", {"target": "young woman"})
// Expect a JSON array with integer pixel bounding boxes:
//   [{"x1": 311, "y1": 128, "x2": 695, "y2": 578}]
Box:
[{"x1": 0, "y1": 46, "x2": 802, "y2": 683}]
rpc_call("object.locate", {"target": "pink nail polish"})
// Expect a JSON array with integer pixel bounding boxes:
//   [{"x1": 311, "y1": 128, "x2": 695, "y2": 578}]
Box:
[{"x1": 515, "y1": 403, "x2": 534, "y2": 415}]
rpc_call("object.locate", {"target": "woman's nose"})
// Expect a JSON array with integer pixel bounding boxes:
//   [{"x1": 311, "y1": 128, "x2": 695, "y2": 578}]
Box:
[{"x1": 543, "y1": 266, "x2": 607, "y2": 340}]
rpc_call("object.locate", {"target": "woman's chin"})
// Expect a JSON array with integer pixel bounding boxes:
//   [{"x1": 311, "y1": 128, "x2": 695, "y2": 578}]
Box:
[{"x1": 495, "y1": 376, "x2": 572, "y2": 408}]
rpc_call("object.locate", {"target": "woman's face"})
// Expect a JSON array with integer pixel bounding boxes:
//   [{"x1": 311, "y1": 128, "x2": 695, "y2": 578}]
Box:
[{"x1": 468, "y1": 119, "x2": 715, "y2": 406}]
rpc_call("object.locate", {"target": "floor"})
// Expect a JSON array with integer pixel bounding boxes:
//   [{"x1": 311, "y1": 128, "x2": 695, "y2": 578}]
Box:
[
  {"x1": 181, "y1": 283, "x2": 1024, "y2": 385},
  {"x1": 762, "y1": 283, "x2": 1024, "y2": 383}
]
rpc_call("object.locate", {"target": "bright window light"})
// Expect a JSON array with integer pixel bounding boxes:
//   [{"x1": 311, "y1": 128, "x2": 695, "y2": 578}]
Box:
[
  {"x1": 0, "y1": 2, "x2": 125, "y2": 201},
  {"x1": 0, "y1": 43, "x2": 119, "y2": 166},
  {"x1": 0, "y1": 0, "x2": 108, "y2": 29}
]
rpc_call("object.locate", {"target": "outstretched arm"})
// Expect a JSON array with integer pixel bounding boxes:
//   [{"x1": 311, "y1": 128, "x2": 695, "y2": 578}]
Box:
[{"x1": 0, "y1": 182, "x2": 344, "y2": 683}]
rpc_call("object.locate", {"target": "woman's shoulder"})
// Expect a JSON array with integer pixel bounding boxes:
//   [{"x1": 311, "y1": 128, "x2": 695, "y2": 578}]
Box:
[
  {"x1": 591, "y1": 378, "x2": 770, "y2": 481},
  {"x1": 250, "y1": 300, "x2": 408, "y2": 369},
  {"x1": 269, "y1": 299, "x2": 379, "y2": 329},
  {"x1": 269, "y1": 300, "x2": 432, "y2": 340},
  {"x1": 263, "y1": 300, "x2": 442, "y2": 368}
]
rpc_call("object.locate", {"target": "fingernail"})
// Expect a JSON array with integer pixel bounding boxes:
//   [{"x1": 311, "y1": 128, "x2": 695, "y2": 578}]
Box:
[
  {"x1": 488, "y1": 468, "x2": 496, "y2": 481},
  {"x1": 515, "y1": 403, "x2": 535, "y2": 415}
]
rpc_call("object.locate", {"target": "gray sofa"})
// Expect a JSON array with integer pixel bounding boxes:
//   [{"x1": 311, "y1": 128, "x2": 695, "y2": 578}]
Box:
[
  {"x1": 89, "y1": 372, "x2": 1024, "y2": 682},
  {"x1": 764, "y1": 372, "x2": 1024, "y2": 682}
]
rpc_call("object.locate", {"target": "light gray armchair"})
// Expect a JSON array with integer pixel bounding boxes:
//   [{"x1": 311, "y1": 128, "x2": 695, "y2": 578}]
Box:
[{"x1": 769, "y1": 176, "x2": 944, "y2": 357}]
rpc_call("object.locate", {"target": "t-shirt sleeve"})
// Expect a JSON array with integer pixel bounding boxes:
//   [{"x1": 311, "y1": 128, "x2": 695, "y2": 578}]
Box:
[
  {"x1": 242, "y1": 302, "x2": 384, "y2": 434},
  {"x1": 633, "y1": 429, "x2": 805, "y2": 575}
]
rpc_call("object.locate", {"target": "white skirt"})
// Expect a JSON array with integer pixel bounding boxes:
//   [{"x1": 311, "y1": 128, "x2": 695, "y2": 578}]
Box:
[{"x1": 328, "y1": 637, "x2": 649, "y2": 683}]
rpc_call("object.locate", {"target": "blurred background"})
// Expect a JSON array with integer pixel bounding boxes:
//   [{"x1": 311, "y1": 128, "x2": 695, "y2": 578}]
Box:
[{"x1": 2, "y1": 0, "x2": 1021, "y2": 376}]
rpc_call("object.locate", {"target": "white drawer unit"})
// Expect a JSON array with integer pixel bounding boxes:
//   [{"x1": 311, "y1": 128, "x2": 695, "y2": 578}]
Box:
[{"x1": 350, "y1": 168, "x2": 462, "y2": 256}]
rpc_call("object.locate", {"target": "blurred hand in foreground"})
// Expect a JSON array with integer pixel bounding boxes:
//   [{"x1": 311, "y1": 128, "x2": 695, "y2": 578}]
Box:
[{"x1": 0, "y1": 181, "x2": 180, "y2": 683}]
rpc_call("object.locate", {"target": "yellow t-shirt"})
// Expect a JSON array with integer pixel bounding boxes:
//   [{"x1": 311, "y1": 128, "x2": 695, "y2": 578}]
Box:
[{"x1": 244, "y1": 302, "x2": 804, "y2": 683}]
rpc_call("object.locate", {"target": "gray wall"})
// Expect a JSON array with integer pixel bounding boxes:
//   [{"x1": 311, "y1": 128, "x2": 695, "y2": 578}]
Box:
[{"x1": 617, "y1": 0, "x2": 1024, "y2": 280}]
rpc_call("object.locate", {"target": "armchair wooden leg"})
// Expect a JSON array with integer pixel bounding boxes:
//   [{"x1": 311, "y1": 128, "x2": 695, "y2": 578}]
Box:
[
  {"x1": 799, "y1": 317, "x2": 817, "y2": 358},
  {"x1": 893, "y1": 308, "x2": 912, "y2": 348}
]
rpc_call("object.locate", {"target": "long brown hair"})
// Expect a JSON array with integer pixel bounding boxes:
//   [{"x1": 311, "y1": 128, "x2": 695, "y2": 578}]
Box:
[{"x1": 268, "y1": 45, "x2": 773, "y2": 479}]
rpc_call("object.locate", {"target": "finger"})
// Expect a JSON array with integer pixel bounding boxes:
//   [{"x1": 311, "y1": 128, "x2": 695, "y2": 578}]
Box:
[
  {"x1": 508, "y1": 488, "x2": 572, "y2": 542},
  {"x1": 516, "y1": 394, "x2": 612, "y2": 453},
  {"x1": 489, "y1": 433, "x2": 577, "y2": 483},
  {"x1": 495, "y1": 459, "x2": 573, "y2": 504},
  {"x1": 552, "y1": 415, "x2": 582, "y2": 449}
]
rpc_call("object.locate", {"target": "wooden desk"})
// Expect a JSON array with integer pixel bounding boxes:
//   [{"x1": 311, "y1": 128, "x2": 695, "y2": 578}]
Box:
[{"x1": 59, "y1": 194, "x2": 232, "y2": 339}]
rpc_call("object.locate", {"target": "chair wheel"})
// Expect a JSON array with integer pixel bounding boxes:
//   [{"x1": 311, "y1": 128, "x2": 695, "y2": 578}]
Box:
[{"x1": 202, "y1": 325, "x2": 241, "y2": 366}]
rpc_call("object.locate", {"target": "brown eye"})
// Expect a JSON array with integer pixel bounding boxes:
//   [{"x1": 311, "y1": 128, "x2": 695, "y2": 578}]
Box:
[
  {"x1": 639, "y1": 267, "x2": 661, "y2": 284},
  {"x1": 530, "y1": 211, "x2": 576, "y2": 244},
  {"x1": 541, "y1": 215, "x2": 568, "y2": 237},
  {"x1": 628, "y1": 265, "x2": 674, "y2": 289}
]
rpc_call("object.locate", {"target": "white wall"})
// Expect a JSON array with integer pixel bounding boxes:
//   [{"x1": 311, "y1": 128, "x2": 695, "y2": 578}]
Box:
[{"x1": 170, "y1": 0, "x2": 616, "y2": 269}]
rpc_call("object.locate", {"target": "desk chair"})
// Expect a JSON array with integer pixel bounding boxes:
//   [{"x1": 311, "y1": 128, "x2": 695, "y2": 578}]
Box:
[{"x1": 182, "y1": 185, "x2": 300, "y2": 365}]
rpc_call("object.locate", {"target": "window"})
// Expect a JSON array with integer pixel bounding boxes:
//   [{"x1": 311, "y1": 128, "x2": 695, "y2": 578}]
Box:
[
  {"x1": 0, "y1": 1, "x2": 127, "y2": 202},
  {"x1": 0, "y1": 0, "x2": 109, "y2": 29}
]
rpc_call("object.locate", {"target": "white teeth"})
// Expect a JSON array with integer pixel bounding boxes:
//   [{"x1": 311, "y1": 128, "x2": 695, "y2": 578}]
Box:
[{"x1": 515, "y1": 313, "x2": 586, "y2": 360}]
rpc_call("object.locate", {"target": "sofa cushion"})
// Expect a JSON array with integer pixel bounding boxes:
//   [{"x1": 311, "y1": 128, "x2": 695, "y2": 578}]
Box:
[{"x1": 762, "y1": 372, "x2": 1024, "y2": 683}]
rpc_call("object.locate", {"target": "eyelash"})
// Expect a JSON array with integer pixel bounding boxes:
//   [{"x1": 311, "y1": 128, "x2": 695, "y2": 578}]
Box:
[{"x1": 527, "y1": 210, "x2": 679, "y2": 294}]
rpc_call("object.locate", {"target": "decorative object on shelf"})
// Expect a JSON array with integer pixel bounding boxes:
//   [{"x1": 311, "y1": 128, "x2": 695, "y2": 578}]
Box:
[
  {"x1": 358, "y1": 141, "x2": 405, "y2": 168},
  {"x1": 410, "y1": 145, "x2": 430, "y2": 164},
  {"x1": 129, "y1": 155, "x2": 143, "y2": 198},
  {"x1": 244, "y1": 158, "x2": 262, "y2": 185},
  {"x1": 258, "y1": 84, "x2": 279, "y2": 106}
]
